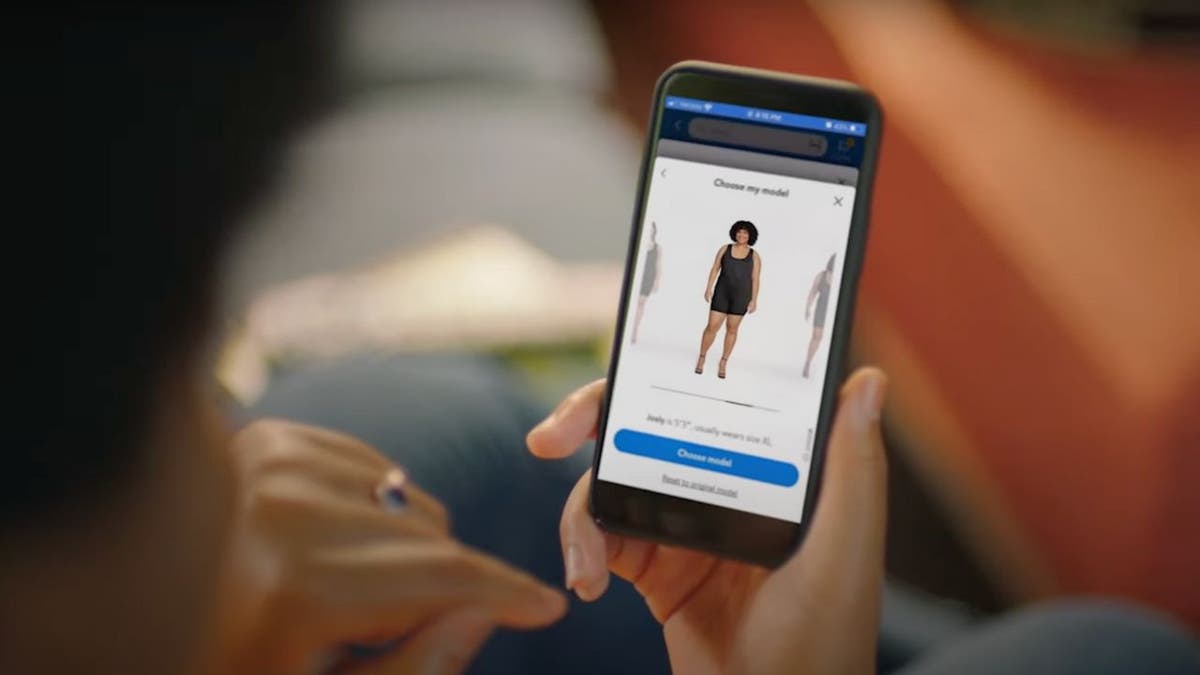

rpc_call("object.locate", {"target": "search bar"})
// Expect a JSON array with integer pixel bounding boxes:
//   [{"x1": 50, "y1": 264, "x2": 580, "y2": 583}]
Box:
[{"x1": 687, "y1": 118, "x2": 828, "y2": 158}]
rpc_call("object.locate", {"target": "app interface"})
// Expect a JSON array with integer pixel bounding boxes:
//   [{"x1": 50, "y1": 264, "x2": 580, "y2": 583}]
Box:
[{"x1": 598, "y1": 95, "x2": 867, "y2": 523}]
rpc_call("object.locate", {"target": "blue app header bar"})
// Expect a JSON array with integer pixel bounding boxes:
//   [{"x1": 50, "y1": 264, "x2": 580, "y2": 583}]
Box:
[{"x1": 664, "y1": 96, "x2": 867, "y2": 137}]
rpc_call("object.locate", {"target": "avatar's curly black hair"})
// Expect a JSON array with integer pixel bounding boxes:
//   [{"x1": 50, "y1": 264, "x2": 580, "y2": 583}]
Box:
[{"x1": 729, "y1": 220, "x2": 758, "y2": 246}]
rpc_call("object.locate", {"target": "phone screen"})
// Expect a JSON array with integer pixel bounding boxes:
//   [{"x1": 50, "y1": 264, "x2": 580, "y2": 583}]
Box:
[{"x1": 597, "y1": 92, "x2": 868, "y2": 525}]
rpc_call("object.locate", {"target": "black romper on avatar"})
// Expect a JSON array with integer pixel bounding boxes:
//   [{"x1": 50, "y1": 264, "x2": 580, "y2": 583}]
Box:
[
  {"x1": 710, "y1": 244, "x2": 753, "y2": 315},
  {"x1": 813, "y1": 271, "x2": 832, "y2": 328},
  {"x1": 639, "y1": 244, "x2": 659, "y2": 297}
]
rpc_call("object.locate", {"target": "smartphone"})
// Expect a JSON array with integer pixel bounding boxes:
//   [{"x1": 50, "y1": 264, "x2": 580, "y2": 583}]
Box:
[{"x1": 589, "y1": 61, "x2": 882, "y2": 567}]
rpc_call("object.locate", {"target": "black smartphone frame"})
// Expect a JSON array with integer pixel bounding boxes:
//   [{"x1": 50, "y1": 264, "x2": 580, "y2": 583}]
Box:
[{"x1": 588, "y1": 61, "x2": 883, "y2": 568}]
